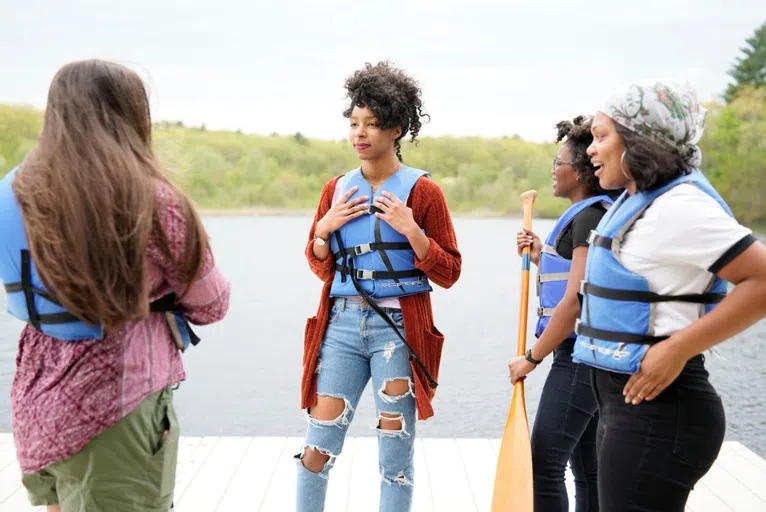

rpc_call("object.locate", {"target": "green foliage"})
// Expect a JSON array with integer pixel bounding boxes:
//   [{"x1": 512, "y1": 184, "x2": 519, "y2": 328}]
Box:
[
  {"x1": 1, "y1": 91, "x2": 763, "y2": 227},
  {"x1": 700, "y1": 87, "x2": 766, "y2": 226},
  {"x1": 724, "y1": 21, "x2": 766, "y2": 103}
]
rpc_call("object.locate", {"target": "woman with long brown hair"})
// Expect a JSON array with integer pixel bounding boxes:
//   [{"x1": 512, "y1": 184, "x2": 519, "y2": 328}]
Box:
[{"x1": 0, "y1": 59, "x2": 230, "y2": 511}]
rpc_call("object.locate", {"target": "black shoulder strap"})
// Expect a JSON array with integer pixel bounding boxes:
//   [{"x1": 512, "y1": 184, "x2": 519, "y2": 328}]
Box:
[{"x1": 347, "y1": 258, "x2": 438, "y2": 389}]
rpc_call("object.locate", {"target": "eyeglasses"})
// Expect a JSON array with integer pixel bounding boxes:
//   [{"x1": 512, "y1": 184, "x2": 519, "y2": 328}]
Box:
[{"x1": 553, "y1": 158, "x2": 574, "y2": 169}]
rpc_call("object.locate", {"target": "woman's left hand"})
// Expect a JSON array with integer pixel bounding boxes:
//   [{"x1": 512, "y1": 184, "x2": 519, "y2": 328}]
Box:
[
  {"x1": 623, "y1": 340, "x2": 688, "y2": 405},
  {"x1": 508, "y1": 355, "x2": 537, "y2": 384},
  {"x1": 374, "y1": 191, "x2": 419, "y2": 237}
]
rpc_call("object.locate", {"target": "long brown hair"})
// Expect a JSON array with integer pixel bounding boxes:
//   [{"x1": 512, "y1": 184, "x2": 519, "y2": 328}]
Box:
[{"x1": 14, "y1": 59, "x2": 208, "y2": 334}]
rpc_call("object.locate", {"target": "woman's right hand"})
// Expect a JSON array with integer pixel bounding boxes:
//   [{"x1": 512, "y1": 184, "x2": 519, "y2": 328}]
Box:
[
  {"x1": 315, "y1": 186, "x2": 370, "y2": 239},
  {"x1": 516, "y1": 228, "x2": 542, "y2": 265}
]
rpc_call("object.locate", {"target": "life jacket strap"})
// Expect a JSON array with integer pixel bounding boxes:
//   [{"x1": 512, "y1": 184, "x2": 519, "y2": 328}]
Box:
[
  {"x1": 6, "y1": 251, "x2": 199, "y2": 345},
  {"x1": 334, "y1": 265, "x2": 425, "y2": 281},
  {"x1": 333, "y1": 241, "x2": 413, "y2": 258},
  {"x1": 587, "y1": 231, "x2": 614, "y2": 250},
  {"x1": 575, "y1": 320, "x2": 668, "y2": 345},
  {"x1": 580, "y1": 282, "x2": 725, "y2": 304}
]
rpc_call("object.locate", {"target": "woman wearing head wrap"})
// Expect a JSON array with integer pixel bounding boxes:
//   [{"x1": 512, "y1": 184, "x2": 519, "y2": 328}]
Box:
[{"x1": 572, "y1": 79, "x2": 766, "y2": 511}]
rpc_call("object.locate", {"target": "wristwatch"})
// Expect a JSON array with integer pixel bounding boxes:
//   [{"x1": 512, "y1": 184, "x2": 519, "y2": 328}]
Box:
[
  {"x1": 525, "y1": 348, "x2": 543, "y2": 366},
  {"x1": 314, "y1": 234, "x2": 328, "y2": 246}
]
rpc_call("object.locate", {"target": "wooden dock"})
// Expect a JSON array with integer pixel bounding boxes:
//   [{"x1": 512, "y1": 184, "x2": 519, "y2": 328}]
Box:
[{"x1": 1, "y1": 434, "x2": 765, "y2": 511}]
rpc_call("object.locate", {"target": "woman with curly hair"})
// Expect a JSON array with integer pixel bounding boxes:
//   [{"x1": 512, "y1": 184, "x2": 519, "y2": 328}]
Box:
[
  {"x1": 295, "y1": 61, "x2": 461, "y2": 512},
  {"x1": 508, "y1": 116, "x2": 616, "y2": 511}
]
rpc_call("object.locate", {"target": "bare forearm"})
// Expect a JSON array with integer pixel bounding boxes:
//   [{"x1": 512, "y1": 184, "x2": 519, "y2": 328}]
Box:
[
  {"x1": 531, "y1": 297, "x2": 580, "y2": 360},
  {"x1": 668, "y1": 278, "x2": 766, "y2": 360}
]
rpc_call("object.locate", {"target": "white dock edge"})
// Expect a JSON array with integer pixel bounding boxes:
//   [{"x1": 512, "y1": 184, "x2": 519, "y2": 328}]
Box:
[{"x1": 1, "y1": 434, "x2": 764, "y2": 511}]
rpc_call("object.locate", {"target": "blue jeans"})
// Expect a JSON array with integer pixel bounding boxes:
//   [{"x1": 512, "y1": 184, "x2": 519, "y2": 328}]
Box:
[
  {"x1": 531, "y1": 339, "x2": 599, "y2": 512},
  {"x1": 296, "y1": 298, "x2": 416, "y2": 512}
]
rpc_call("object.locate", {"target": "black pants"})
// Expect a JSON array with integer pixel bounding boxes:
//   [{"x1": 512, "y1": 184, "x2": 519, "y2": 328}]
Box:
[
  {"x1": 531, "y1": 339, "x2": 600, "y2": 512},
  {"x1": 592, "y1": 354, "x2": 726, "y2": 512}
]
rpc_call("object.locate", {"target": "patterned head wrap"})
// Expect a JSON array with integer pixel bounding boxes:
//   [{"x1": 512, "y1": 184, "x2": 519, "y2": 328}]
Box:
[{"x1": 598, "y1": 79, "x2": 707, "y2": 166}]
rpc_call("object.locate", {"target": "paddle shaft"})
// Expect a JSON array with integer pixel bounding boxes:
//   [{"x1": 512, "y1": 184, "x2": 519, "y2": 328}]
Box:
[{"x1": 517, "y1": 191, "x2": 537, "y2": 357}]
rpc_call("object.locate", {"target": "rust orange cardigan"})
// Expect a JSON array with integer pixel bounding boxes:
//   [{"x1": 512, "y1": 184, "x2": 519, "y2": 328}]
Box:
[{"x1": 301, "y1": 175, "x2": 462, "y2": 420}]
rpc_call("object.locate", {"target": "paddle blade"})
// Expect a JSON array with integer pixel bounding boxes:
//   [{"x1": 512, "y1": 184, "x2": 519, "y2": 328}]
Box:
[{"x1": 491, "y1": 381, "x2": 534, "y2": 511}]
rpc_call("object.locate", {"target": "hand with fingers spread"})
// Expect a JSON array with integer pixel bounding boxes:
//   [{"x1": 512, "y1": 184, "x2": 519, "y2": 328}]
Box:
[
  {"x1": 516, "y1": 228, "x2": 542, "y2": 265},
  {"x1": 373, "y1": 191, "x2": 419, "y2": 237},
  {"x1": 315, "y1": 186, "x2": 370, "y2": 239},
  {"x1": 622, "y1": 341, "x2": 688, "y2": 405}
]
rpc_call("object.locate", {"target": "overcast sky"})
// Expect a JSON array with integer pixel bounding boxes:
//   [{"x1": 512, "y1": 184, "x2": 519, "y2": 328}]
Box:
[{"x1": 1, "y1": 0, "x2": 762, "y2": 142}]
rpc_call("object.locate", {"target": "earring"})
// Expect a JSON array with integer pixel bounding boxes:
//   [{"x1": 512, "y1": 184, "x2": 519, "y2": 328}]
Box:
[{"x1": 620, "y1": 151, "x2": 634, "y2": 181}]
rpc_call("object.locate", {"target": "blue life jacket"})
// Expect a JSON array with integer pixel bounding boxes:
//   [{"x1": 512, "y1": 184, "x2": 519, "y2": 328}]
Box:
[
  {"x1": 535, "y1": 195, "x2": 613, "y2": 339},
  {"x1": 572, "y1": 170, "x2": 731, "y2": 373},
  {"x1": 0, "y1": 168, "x2": 199, "y2": 349},
  {"x1": 330, "y1": 166, "x2": 433, "y2": 299}
]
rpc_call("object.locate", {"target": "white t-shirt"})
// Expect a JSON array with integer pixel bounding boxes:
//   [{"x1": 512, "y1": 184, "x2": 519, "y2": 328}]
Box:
[{"x1": 618, "y1": 184, "x2": 753, "y2": 336}]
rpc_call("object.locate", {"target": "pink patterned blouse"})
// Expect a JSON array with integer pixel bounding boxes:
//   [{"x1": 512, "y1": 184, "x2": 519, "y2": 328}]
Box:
[{"x1": 10, "y1": 184, "x2": 231, "y2": 473}]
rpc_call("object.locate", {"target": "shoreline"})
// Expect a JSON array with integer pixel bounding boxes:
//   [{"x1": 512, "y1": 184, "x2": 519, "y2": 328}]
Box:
[
  {"x1": 198, "y1": 208, "x2": 766, "y2": 231},
  {"x1": 198, "y1": 207, "x2": 557, "y2": 220}
]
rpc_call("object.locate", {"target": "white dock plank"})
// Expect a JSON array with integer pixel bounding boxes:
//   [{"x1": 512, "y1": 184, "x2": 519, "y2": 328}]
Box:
[
  {"x1": 347, "y1": 436, "x2": 379, "y2": 512},
  {"x1": 422, "y1": 438, "x2": 476, "y2": 511},
  {"x1": 0, "y1": 434, "x2": 764, "y2": 511},
  {"x1": 0, "y1": 486, "x2": 42, "y2": 512},
  {"x1": 325, "y1": 437, "x2": 355, "y2": 512},
  {"x1": 259, "y1": 437, "x2": 301, "y2": 512},
  {"x1": 712, "y1": 442, "x2": 766, "y2": 503},
  {"x1": 173, "y1": 436, "x2": 220, "y2": 503},
  {"x1": 685, "y1": 480, "x2": 734, "y2": 512},
  {"x1": 0, "y1": 458, "x2": 22, "y2": 504},
  {"x1": 175, "y1": 436, "x2": 251, "y2": 511},
  {"x1": 0, "y1": 434, "x2": 14, "y2": 472},
  {"x1": 216, "y1": 437, "x2": 287, "y2": 512},
  {"x1": 730, "y1": 441, "x2": 766, "y2": 473},
  {"x1": 456, "y1": 438, "x2": 496, "y2": 512},
  {"x1": 697, "y1": 463, "x2": 766, "y2": 511},
  {"x1": 412, "y1": 438, "x2": 434, "y2": 512}
]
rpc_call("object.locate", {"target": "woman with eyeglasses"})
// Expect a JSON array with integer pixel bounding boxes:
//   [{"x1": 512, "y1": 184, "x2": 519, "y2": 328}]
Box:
[{"x1": 508, "y1": 116, "x2": 617, "y2": 511}]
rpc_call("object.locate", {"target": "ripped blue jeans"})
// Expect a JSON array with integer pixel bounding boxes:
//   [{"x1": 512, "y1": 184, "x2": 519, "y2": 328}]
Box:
[{"x1": 296, "y1": 297, "x2": 416, "y2": 512}]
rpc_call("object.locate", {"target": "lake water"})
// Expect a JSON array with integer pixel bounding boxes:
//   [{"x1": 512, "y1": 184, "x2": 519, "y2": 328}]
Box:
[{"x1": 1, "y1": 217, "x2": 764, "y2": 457}]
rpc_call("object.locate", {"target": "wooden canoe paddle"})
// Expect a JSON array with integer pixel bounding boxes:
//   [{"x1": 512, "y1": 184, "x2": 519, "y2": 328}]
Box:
[{"x1": 491, "y1": 189, "x2": 537, "y2": 511}]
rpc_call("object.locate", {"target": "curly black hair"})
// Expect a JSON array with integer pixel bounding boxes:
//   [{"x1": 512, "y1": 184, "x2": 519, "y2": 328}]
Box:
[
  {"x1": 555, "y1": 115, "x2": 608, "y2": 196},
  {"x1": 615, "y1": 124, "x2": 692, "y2": 192},
  {"x1": 343, "y1": 61, "x2": 429, "y2": 161}
]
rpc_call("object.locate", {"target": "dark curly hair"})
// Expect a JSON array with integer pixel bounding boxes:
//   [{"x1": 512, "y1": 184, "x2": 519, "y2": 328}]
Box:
[
  {"x1": 555, "y1": 115, "x2": 608, "y2": 196},
  {"x1": 343, "y1": 61, "x2": 429, "y2": 161},
  {"x1": 615, "y1": 124, "x2": 692, "y2": 191}
]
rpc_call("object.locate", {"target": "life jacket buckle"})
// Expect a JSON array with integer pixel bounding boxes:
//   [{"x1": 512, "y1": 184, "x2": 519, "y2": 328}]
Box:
[
  {"x1": 587, "y1": 230, "x2": 598, "y2": 246},
  {"x1": 354, "y1": 243, "x2": 372, "y2": 256},
  {"x1": 355, "y1": 269, "x2": 375, "y2": 280}
]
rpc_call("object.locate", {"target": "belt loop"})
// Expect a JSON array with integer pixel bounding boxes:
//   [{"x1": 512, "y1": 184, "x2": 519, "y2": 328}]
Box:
[{"x1": 339, "y1": 297, "x2": 346, "y2": 312}]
